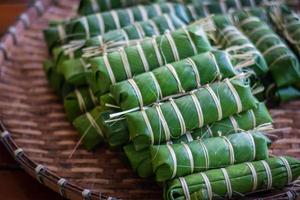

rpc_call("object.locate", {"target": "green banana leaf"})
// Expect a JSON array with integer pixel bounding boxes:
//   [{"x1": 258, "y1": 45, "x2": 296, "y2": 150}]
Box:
[
  {"x1": 72, "y1": 106, "x2": 107, "y2": 150},
  {"x1": 43, "y1": 59, "x2": 74, "y2": 97},
  {"x1": 269, "y1": 5, "x2": 300, "y2": 58},
  {"x1": 111, "y1": 50, "x2": 237, "y2": 111},
  {"x1": 126, "y1": 79, "x2": 257, "y2": 151},
  {"x1": 151, "y1": 132, "x2": 269, "y2": 182},
  {"x1": 78, "y1": 0, "x2": 163, "y2": 15},
  {"x1": 89, "y1": 24, "x2": 212, "y2": 95},
  {"x1": 275, "y1": 85, "x2": 300, "y2": 102},
  {"x1": 187, "y1": 1, "x2": 268, "y2": 20},
  {"x1": 233, "y1": 12, "x2": 300, "y2": 88},
  {"x1": 43, "y1": 3, "x2": 193, "y2": 50},
  {"x1": 124, "y1": 102, "x2": 272, "y2": 178},
  {"x1": 164, "y1": 156, "x2": 300, "y2": 200},
  {"x1": 99, "y1": 93, "x2": 117, "y2": 109},
  {"x1": 64, "y1": 86, "x2": 99, "y2": 121},
  {"x1": 56, "y1": 14, "x2": 187, "y2": 86},
  {"x1": 213, "y1": 15, "x2": 268, "y2": 76}
]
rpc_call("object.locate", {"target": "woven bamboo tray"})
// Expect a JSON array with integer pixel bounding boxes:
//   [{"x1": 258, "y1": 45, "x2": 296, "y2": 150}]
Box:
[{"x1": 1, "y1": 0, "x2": 300, "y2": 199}]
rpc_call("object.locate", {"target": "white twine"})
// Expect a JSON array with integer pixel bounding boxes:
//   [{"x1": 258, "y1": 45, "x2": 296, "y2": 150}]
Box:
[
  {"x1": 187, "y1": 5, "x2": 197, "y2": 21},
  {"x1": 111, "y1": 11, "x2": 121, "y2": 29},
  {"x1": 126, "y1": 8, "x2": 135, "y2": 24},
  {"x1": 103, "y1": 53, "x2": 116, "y2": 84},
  {"x1": 262, "y1": 44, "x2": 286, "y2": 56},
  {"x1": 182, "y1": 143, "x2": 194, "y2": 174},
  {"x1": 220, "y1": 0, "x2": 227, "y2": 14},
  {"x1": 148, "y1": 20, "x2": 160, "y2": 36},
  {"x1": 57, "y1": 25, "x2": 66, "y2": 41},
  {"x1": 190, "y1": 91, "x2": 204, "y2": 128},
  {"x1": 167, "y1": 143, "x2": 177, "y2": 179},
  {"x1": 179, "y1": 177, "x2": 191, "y2": 200},
  {"x1": 198, "y1": 139, "x2": 209, "y2": 170},
  {"x1": 169, "y1": 98, "x2": 186, "y2": 135},
  {"x1": 80, "y1": 58, "x2": 91, "y2": 71},
  {"x1": 246, "y1": 162, "x2": 258, "y2": 192},
  {"x1": 164, "y1": 14, "x2": 176, "y2": 31},
  {"x1": 75, "y1": 89, "x2": 86, "y2": 112},
  {"x1": 261, "y1": 160, "x2": 273, "y2": 190},
  {"x1": 138, "y1": 5, "x2": 148, "y2": 21},
  {"x1": 225, "y1": 79, "x2": 242, "y2": 113},
  {"x1": 118, "y1": 47, "x2": 132, "y2": 78},
  {"x1": 81, "y1": 17, "x2": 90, "y2": 40},
  {"x1": 208, "y1": 52, "x2": 222, "y2": 80},
  {"x1": 185, "y1": 132, "x2": 194, "y2": 142},
  {"x1": 165, "y1": 30, "x2": 180, "y2": 61},
  {"x1": 255, "y1": 34, "x2": 278, "y2": 47},
  {"x1": 238, "y1": 16, "x2": 259, "y2": 27},
  {"x1": 183, "y1": 28, "x2": 197, "y2": 55},
  {"x1": 248, "y1": 25, "x2": 269, "y2": 38},
  {"x1": 121, "y1": 30, "x2": 130, "y2": 45},
  {"x1": 285, "y1": 20, "x2": 300, "y2": 29},
  {"x1": 246, "y1": 132, "x2": 256, "y2": 160},
  {"x1": 155, "y1": 104, "x2": 171, "y2": 141},
  {"x1": 166, "y1": 64, "x2": 185, "y2": 93},
  {"x1": 229, "y1": 116, "x2": 239, "y2": 133},
  {"x1": 86, "y1": 112, "x2": 103, "y2": 137},
  {"x1": 149, "y1": 72, "x2": 163, "y2": 99},
  {"x1": 141, "y1": 110, "x2": 154, "y2": 145},
  {"x1": 249, "y1": 109, "x2": 257, "y2": 128},
  {"x1": 134, "y1": 22, "x2": 146, "y2": 39},
  {"x1": 128, "y1": 79, "x2": 143, "y2": 108},
  {"x1": 97, "y1": 35, "x2": 103, "y2": 45},
  {"x1": 234, "y1": 0, "x2": 242, "y2": 9},
  {"x1": 96, "y1": 13, "x2": 105, "y2": 35},
  {"x1": 151, "y1": 36, "x2": 164, "y2": 66},
  {"x1": 153, "y1": 4, "x2": 162, "y2": 16},
  {"x1": 206, "y1": 125, "x2": 213, "y2": 137},
  {"x1": 186, "y1": 58, "x2": 201, "y2": 88},
  {"x1": 88, "y1": 88, "x2": 98, "y2": 106},
  {"x1": 205, "y1": 85, "x2": 222, "y2": 121},
  {"x1": 279, "y1": 157, "x2": 293, "y2": 184},
  {"x1": 250, "y1": 0, "x2": 256, "y2": 7},
  {"x1": 227, "y1": 34, "x2": 248, "y2": 46},
  {"x1": 202, "y1": 4, "x2": 210, "y2": 17},
  {"x1": 221, "y1": 168, "x2": 233, "y2": 199},
  {"x1": 136, "y1": 42, "x2": 149, "y2": 72},
  {"x1": 222, "y1": 136, "x2": 235, "y2": 165},
  {"x1": 200, "y1": 173, "x2": 213, "y2": 200},
  {"x1": 290, "y1": 26, "x2": 300, "y2": 38},
  {"x1": 269, "y1": 54, "x2": 294, "y2": 70},
  {"x1": 166, "y1": 2, "x2": 175, "y2": 14}
]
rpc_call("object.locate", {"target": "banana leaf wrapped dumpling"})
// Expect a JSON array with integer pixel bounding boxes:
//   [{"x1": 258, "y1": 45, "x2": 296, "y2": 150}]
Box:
[
  {"x1": 111, "y1": 50, "x2": 238, "y2": 110},
  {"x1": 269, "y1": 5, "x2": 300, "y2": 58},
  {"x1": 164, "y1": 156, "x2": 300, "y2": 200},
  {"x1": 78, "y1": 0, "x2": 159, "y2": 15},
  {"x1": 73, "y1": 106, "x2": 106, "y2": 150},
  {"x1": 124, "y1": 102, "x2": 272, "y2": 178},
  {"x1": 57, "y1": 13, "x2": 188, "y2": 86},
  {"x1": 212, "y1": 15, "x2": 268, "y2": 76},
  {"x1": 188, "y1": 1, "x2": 268, "y2": 20},
  {"x1": 90, "y1": 23, "x2": 213, "y2": 95},
  {"x1": 44, "y1": 3, "x2": 193, "y2": 50},
  {"x1": 233, "y1": 12, "x2": 300, "y2": 88},
  {"x1": 151, "y1": 132, "x2": 270, "y2": 182},
  {"x1": 73, "y1": 106, "x2": 129, "y2": 149},
  {"x1": 126, "y1": 79, "x2": 257, "y2": 150},
  {"x1": 64, "y1": 86, "x2": 99, "y2": 121}
]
